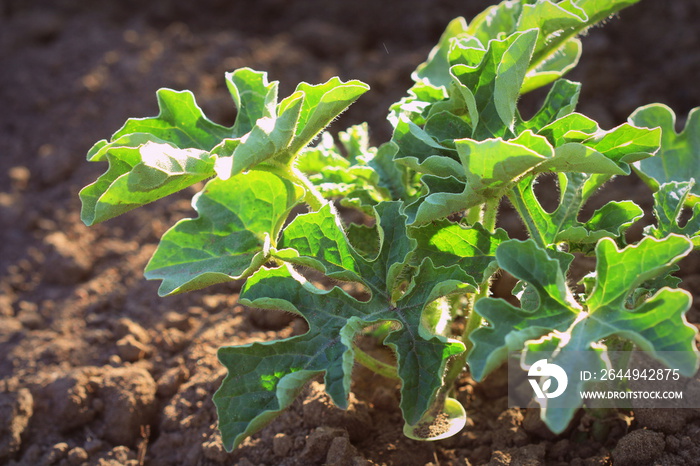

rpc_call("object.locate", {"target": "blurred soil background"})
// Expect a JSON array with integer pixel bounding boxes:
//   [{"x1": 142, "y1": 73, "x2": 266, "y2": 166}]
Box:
[{"x1": 1, "y1": 0, "x2": 700, "y2": 464}]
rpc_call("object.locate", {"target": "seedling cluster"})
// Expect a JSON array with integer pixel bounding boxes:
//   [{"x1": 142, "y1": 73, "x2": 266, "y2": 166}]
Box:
[{"x1": 80, "y1": 0, "x2": 700, "y2": 450}]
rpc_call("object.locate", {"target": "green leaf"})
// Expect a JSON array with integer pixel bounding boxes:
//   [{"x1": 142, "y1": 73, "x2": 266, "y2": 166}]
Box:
[
  {"x1": 467, "y1": 239, "x2": 580, "y2": 381},
  {"x1": 412, "y1": 17, "x2": 470, "y2": 88},
  {"x1": 275, "y1": 203, "x2": 361, "y2": 282},
  {"x1": 79, "y1": 136, "x2": 216, "y2": 225},
  {"x1": 338, "y1": 122, "x2": 372, "y2": 162},
  {"x1": 225, "y1": 68, "x2": 279, "y2": 136},
  {"x1": 469, "y1": 235, "x2": 697, "y2": 433},
  {"x1": 214, "y1": 202, "x2": 476, "y2": 450},
  {"x1": 296, "y1": 129, "x2": 394, "y2": 207},
  {"x1": 113, "y1": 88, "x2": 231, "y2": 150},
  {"x1": 226, "y1": 94, "x2": 303, "y2": 176},
  {"x1": 521, "y1": 38, "x2": 581, "y2": 94},
  {"x1": 410, "y1": 220, "x2": 508, "y2": 285},
  {"x1": 346, "y1": 223, "x2": 380, "y2": 258},
  {"x1": 522, "y1": 0, "x2": 641, "y2": 93},
  {"x1": 516, "y1": 79, "x2": 581, "y2": 132},
  {"x1": 368, "y1": 142, "x2": 410, "y2": 201},
  {"x1": 465, "y1": 0, "x2": 519, "y2": 40},
  {"x1": 629, "y1": 104, "x2": 700, "y2": 204},
  {"x1": 531, "y1": 234, "x2": 697, "y2": 433},
  {"x1": 537, "y1": 115, "x2": 661, "y2": 176},
  {"x1": 645, "y1": 181, "x2": 700, "y2": 247},
  {"x1": 408, "y1": 132, "x2": 549, "y2": 224},
  {"x1": 516, "y1": 0, "x2": 585, "y2": 92},
  {"x1": 464, "y1": 0, "x2": 641, "y2": 94},
  {"x1": 290, "y1": 78, "x2": 371, "y2": 154},
  {"x1": 296, "y1": 132, "x2": 351, "y2": 173},
  {"x1": 143, "y1": 171, "x2": 303, "y2": 296},
  {"x1": 218, "y1": 77, "x2": 369, "y2": 177},
  {"x1": 392, "y1": 116, "x2": 464, "y2": 179},
  {"x1": 389, "y1": 81, "x2": 449, "y2": 127},
  {"x1": 449, "y1": 29, "x2": 538, "y2": 139},
  {"x1": 509, "y1": 172, "x2": 643, "y2": 249}
]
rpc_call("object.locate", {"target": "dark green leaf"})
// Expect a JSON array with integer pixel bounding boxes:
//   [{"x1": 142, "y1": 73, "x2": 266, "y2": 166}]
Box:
[{"x1": 215, "y1": 202, "x2": 477, "y2": 450}]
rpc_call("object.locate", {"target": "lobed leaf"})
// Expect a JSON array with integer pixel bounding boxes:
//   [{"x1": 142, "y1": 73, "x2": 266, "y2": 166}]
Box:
[
  {"x1": 81, "y1": 70, "x2": 369, "y2": 227},
  {"x1": 469, "y1": 235, "x2": 697, "y2": 433},
  {"x1": 532, "y1": 234, "x2": 698, "y2": 432},
  {"x1": 296, "y1": 127, "x2": 396, "y2": 209},
  {"x1": 80, "y1": 136, "x2": 216, "y2": 225},
  {"x1": 144, "y1": 171, "x2": 303, "y2": 296},
  {"x1": 407, "y1": 132, "x2": 549, "y2": 224},
  {"x1": 644, "y1": 181, "x2": 700, "y2": 247},
  {"x1": 214, "y1": 202, "x2": 477, "y2": 450},
  {"x1": 468, "y1": 239, "x2": 579, "y2": 381},
  {"x1": 509, "y1": 172, "x2": 643, "y2": 250},
  {"x1": 225, "y1": 68, "x2": 279, "y2": 136},
  {"x1": 536, "y1": 114, "x2": 661, "y2": 176},
  {"x1": 217, "y1": 78, "x2": 369, "y2": 178},
  {"x1": 112, "y1": 89, "x2": 232, "y2": 150},
  {"x1": 629, "y1": 104, "x2": 700, "y2": 204},
  {"x1": 410, "y1": 220, "x2": 508, "y2": 285}
]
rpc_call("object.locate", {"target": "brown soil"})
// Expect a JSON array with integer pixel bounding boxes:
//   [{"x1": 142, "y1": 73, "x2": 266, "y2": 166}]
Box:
[{"x1": 2, "y1": 1, "x2": 700, "y2": 465}]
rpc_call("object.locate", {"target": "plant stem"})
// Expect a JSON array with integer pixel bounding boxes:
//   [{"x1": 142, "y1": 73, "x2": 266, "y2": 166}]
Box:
[
  {"x1": 507, "y1": 184, "x2": 547, "y2": 248},
  {"x1": 442, "y1": 199, "x2": 501, "y2": 393},
  {"x1": 462, "y1": 280, "x2": 490, "y2": 355},
  {"x1": 260, "y1": 164, "x2": 326, "y2": 211},
  {"x1": 352, "y1": 342, "x2": 400, "y2": 380},
  {"x1": 289, "y1": 167, "x2": 326, "y2": 211},
  {"x1": 481, "y1": 197, "x2": 499, "y2": 233}
]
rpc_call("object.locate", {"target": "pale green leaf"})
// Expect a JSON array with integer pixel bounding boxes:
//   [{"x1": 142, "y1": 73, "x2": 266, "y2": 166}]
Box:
[
  {"x1": 225, "y1": 67, "x2": 279, "y2": 136},
  {"x1": 410, "y1": 220, "x2": 508, "y2": 285},
  {"x1": 80, "y1": 136, "x2": 215, "y2": 225},
  {"x1": 508, "y1": 172, "x2": 643, "y2": 249},
  {"x1": 144, "y1": 171, "x2": 303, "y2": 295},
  {"x1": 532, "y1": 234, "x2": 697, "y2": 432},
  {"x1": 112, "y1": 88, "x2": 231, "y2": 150},
  {"x1": 645, "y1": 181, "x2": 700, "y2": 247},
  {"x1": 629, "y1": 104, "x2": 700, "y2": 204}
]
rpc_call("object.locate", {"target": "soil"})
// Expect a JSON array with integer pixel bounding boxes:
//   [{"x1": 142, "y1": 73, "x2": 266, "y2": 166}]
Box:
[{"x1": 2, "y1": 1, "x2": 700, "y2": 465}]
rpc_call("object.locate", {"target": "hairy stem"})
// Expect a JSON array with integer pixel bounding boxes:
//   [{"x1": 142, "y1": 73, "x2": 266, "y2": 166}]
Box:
[
  {"x1": 352, "y1": 342, "x2": 400, "y2": 380},
  {"x1": 290, "y1": 167, "x2": 326, "y2": 211},
  {"x1": 507, "y1": 186, "x2": 547, "y2": 248}
]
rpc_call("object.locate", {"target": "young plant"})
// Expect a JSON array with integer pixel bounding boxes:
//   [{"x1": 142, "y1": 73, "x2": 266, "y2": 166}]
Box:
[{"x1": 80, "y1": 0, "x2": 700, "y2": 451}]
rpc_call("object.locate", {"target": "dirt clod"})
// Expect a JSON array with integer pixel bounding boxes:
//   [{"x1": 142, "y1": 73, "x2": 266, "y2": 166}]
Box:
[
  {"x1": 116, "y1": 335, "x2": 151, "y2": 362},
  {"x1": 302, "y1": 381, "x2": 372, "y2": 442},
  {"x1": 634, "y1": 408, "x2": 700, "y2": 434},
  {"x1": 612, "y1": 429, "x2": 665, "y2": 466},
  {"x1": 67, "y1": 446, "x2": 89, "y2": 465},
  {"x1": 301, "y1": 427, "x2": 348, "y2": 463},
  {"x1": 42, "y1": 232, "x2": 93, "y2": 285},
  {"x1": 114, "y1": 318, "x2": 151, "y2": 345},
  {"x1": 99, "y1": 367, "x2": 157, "y2": 446},
  {"x1": 326, "y1": 435, "x2": 360, "y2": 466},
  {"x1": 45, "y1": 370, "x2": 97, "y2": 432},
  {"x1": 156, "y1": 365, "x2": 189, "y2": 397},
  {"x1": 0, "y1": 388, "x2": 33, "y2": 462},
  {"x1": 272, "y1": 433, "x2": 294, "y2": 457}
]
